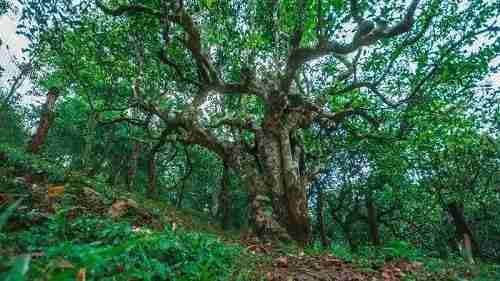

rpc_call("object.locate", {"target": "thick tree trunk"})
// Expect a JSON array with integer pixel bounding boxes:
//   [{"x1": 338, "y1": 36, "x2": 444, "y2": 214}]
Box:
[
  {"x1": 366, "y1": 195, "x2": 380, "y2": 246},
  {"x1": 252, "y1": 126, "x2": 311, "y2": 245},
  {"x1": 447, "y1": 202, "x2": 479, "y2": 257},
  {"x1": 180, "y1": 91, "x2": 312, "y2": 244},
  {"x1": 242, "y1": 159, "x2": 270, "y2": 236},
  {"x1": 28, "y1": 88, "x2": 59, "y2": 154}
]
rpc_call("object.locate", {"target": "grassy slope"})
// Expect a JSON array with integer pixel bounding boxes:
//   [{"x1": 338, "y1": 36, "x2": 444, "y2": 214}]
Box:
[{"x1": 1, "y1": 151, "x2": 499, "y2": 281}]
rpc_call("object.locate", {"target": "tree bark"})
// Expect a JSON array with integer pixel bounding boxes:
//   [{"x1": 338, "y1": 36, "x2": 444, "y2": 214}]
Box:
[
  {"x1": 447, "y1": 202, "x2": 480, "y2": 257},
  {"x1": 366, "y1": 194, "x2": 380, "y2": 246},
  {"x1": 82, "y1": 111, "x2": 98, "y2": 168},
  {"x1": 242, "y1": 158, "x2": 271, "y2": 237},
  {"x1": 94, "y1": 0, "x2": 422, "y2": 247},
  {"x1": 27, "y1": 88, "x2": 59, "y2": 154},
  {"x1": 147, "y1": 152, "x2": 157, "y2": 196},
  {"x1": 315, "y1": 183, "x2": 330, "y2": 247},
  {"x1": 126, "y1": 142, "x2": 141, "y2": 190},
  {"x1": 107, "y1": 154, "x2": 123, "y2": 186},
  {"x1": 254, "y1": 126, "x2": 311, "y2": 245},
  {"x1": 176, "y1": 181, "x2": 186, "y2": 208},
  {"x1": 218, "y1": 164, "x2": 231, "y2": 229},
  {"x1": 342, "y1": 222, "x2": 357, "y2": 252}
]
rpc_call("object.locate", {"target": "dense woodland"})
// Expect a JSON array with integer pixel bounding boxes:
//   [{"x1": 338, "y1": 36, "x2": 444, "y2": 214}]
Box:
[{"x1": 1, "y1": 0, "x2": 500, "y2": 280}]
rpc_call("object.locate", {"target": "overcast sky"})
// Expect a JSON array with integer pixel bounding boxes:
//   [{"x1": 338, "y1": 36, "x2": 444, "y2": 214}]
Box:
[
  {"x1": 1, "y1": 8, "x2": 499, "y2": 107},
  {"x1": 0, "y1": 10, "x2": 34, "y2": 104},
  {"x1": 0, "y1": 12, "x2": 28, "y2": 83}
]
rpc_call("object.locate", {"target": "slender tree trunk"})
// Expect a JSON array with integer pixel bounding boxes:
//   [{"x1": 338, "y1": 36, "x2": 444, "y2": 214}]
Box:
[
  {"x1": 107, "y1": 154, "x2": 123, "y2": 186},
  {"x1": 86, "y1": 158, "x2": 105, "y2": 177},
  {"x1": 126, "y1": 46, "x2": 143, "y2": 190},
  {"x1": 147, "y1": 152, "x2": 157, "y2": 196},
  {"x1": 218, "y1": 164, "x2": 231, "y2": 229},
  {"x1": 82, "y1": 111, "x2": 98, "y2": 168},
  {"x1": 126, "y1": 143, "x2": 141, "y2": 190},
  {"x1": 447, "y1": 202, "x2": 479, "y2": 257},
  {"x1": 176, "y1": 182, "x2": 186, "y2": 208},
  {"x1": 316, "y1": 184, "x2": 329, "y2": 247},
  {"x1": 334, "y1": 205, "x2": 360, "y2": 252},
  {"x1": 342, "y1": 222, "x2": 357, "y2": 252},
  {"x1": 147, "y1": 129, "x2": 170, "y2": 197},
  {"x1": 366, "y1": 194, "x2": 380, "y2": 246},
  {"x1": 28, "y1": 88, "x2": 59, "y2": 154}
]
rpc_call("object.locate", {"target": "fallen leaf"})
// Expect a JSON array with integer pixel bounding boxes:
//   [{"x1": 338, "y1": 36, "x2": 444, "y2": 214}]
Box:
[
  {"x1": 411, "y1": 261, "x2": 423, "y2": 270},
  {"x1": 116, "y1": 264, "x2": 124, "y2": 273},
  {"x1": 246, "y1": 244, "x2": 266, "y2": 254},
  {"x1": 30, "y1": 252, "x2": 44, "y2": 258},
  {"x1": 382, "y1": 271, "x2": 392, "y2": 280},
  {"x1": 47, "y1": 185, "x2": 65, "y2": 198},
  {"x1": 77, "y1": 268, "x2": 86, "y2": 281},
  {"x1": 108, "y1": 200, "x2": 130, "y2": 218},
  {"x1": 0, "y1": 193, "x2": 10, "y2": 204},
  {"x1": 276, "y1": 256, "x2": 288, "y2": 268},
  {"x1": 83, "y1": 187, "x2": 101, "y2": 197},
  {"x1": 246, "y1": 244, "x2": 258, "y2": 253},
  {"x1": 58, "y1": 259, "x2": 74, "y2": 269},
  {"x1": 126, "y1": 199, "x2": 139, "y2": 209}
]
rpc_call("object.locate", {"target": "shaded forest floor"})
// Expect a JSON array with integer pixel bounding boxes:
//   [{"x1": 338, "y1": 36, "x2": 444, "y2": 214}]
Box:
[{"x1": 1, "y1": 171, "x2": 500, "y2": 280}]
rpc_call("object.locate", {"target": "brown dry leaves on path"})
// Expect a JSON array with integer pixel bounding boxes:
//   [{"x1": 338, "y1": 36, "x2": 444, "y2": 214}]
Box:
[{"x1": 263, "y1": 253, "x2": 422, "y2": 281}]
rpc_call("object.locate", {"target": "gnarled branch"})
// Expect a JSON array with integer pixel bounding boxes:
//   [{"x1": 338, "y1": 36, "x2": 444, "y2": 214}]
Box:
[{"x1": 280, "y1": 0, "x2": 421, "y2": 94}]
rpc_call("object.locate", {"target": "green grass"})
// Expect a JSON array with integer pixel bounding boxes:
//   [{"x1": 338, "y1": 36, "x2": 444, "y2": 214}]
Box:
[{"x1": 0, "y1": 207, "x2": 257, "y2": 281}]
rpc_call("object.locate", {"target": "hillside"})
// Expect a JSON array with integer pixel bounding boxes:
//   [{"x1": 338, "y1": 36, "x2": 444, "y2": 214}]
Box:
[
  {"x1": 1, "y1": 0, "x2": 500, "y2": 280},
  {"x1": 1, "y1": 151, "x2": 499, "y2": 281}
]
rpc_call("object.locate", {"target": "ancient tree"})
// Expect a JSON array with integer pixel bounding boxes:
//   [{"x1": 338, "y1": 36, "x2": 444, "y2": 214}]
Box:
[{"x1": 20, "y1": 0, "x2": 500, "y2": 244}]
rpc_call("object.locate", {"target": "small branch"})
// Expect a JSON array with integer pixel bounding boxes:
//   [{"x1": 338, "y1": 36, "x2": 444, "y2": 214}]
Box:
[
  {"x1": 209, "y1": 117, "x2": 257, "y2": 131},
  {"x1": 280, "y1": 0, "x2": 422, "y2": 94},
  {"x1": 95, "y1": 1, "x2": 160, "y2": 16},
  {"x1": 97, "y1": 0, "x2": 219, "y2": 87},
  {"x1": 349, "y1": 0, "x2": 362, "y2": 23},
  {"x1": 98, "y1": 117, "x2": 148, "y2": 127},
  {"x1": 280, "y1": 0, "x2": 307, "y2": 93},
  {"x1": 158, "y1": 49, "x2": 203, "y2": 88}
]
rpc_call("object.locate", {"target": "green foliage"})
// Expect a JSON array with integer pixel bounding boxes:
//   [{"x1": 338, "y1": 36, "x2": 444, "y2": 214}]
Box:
[
  {"x1": 2, "y1": 0, "x2": 500, "y2": 279},
  {"x1": 357, "y1": 240, "x2": 425, "y2": 264},
  {"x1": 0, "y1": 101, "x2": 27, "y2": 147},
  {"x1": 418, "y1": 258, "x2": 500, "y2": 281},
  {"x1": 0, "y1": 143, "x2": 65, "y2": 183},
  {"x1": 0, "y1": 200, "x2": 31, "y2": 281},
  {"x1": 0, "y1": 213, "x2": 246, "y2": 281},
  {"x1": 1, "y1": 255, "x2": 31, "y2": 281},
  {"x1": 0, "y1": 0, "x2": 9, "y2": 15},
  {"x1": 0, "y1": 200, "x2": 22, "y2": 232}
]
